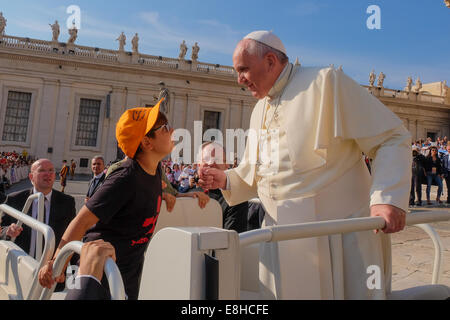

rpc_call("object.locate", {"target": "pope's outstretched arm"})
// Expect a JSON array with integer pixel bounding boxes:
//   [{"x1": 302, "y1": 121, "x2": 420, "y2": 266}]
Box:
[{"x1": 198, "y1": 165, "x2": 258, "y2": 206}]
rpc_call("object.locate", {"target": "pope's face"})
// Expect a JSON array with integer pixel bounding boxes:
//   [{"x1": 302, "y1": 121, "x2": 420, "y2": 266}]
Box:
[{"x1": 233, "y1": 43, "x2": 274, "y2": 99}]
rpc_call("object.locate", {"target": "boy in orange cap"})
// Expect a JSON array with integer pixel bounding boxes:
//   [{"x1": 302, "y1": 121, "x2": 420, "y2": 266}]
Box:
[{"x1": 39, "y1": 99, "x2": 174, "y2": 300}]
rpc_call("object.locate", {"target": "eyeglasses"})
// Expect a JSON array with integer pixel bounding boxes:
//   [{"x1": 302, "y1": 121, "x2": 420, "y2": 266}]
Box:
[{"x1": 151, "y1": 123, "x2": 171, "y2": 133}]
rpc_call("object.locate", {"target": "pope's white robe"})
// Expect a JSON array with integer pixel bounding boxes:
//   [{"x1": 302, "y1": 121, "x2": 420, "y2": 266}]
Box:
[{"x1": 222, "y1": 63, "x2": 412, "y2": 299}]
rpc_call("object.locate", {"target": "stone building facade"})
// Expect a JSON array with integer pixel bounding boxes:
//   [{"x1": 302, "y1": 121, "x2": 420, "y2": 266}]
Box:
[
  {"x1": 0, "y1": 33, "x2": 449, "y2": 173},
  {"x1": 0, "y1": 34, "x2": 255, "y2": 173},
  {"x1": 366, "y1": 86, "x2": 450, "y2": 143}
]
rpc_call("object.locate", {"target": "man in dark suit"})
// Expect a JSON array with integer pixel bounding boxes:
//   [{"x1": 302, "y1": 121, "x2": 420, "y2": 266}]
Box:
[
  {"x1": 65, "y1": 239, "x2": 114, "y2": 300},
  {"x1": 443, "y1": 143, "x2": 450, "y2": 204},
  {"x1": 1, "y1": 158, "x2": 76, "y2": 259},
  {"x1": 85, "y1": 155, "x2": 106, "y2": 203}
]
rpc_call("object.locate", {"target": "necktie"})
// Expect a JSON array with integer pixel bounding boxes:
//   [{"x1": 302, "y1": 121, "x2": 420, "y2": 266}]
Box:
[
  {"x1": 30, "y1": 197, "x2": 48, "y2": 258},
  {"x1": 89, "y1": 177, "x2": 99, "y2": 196}
]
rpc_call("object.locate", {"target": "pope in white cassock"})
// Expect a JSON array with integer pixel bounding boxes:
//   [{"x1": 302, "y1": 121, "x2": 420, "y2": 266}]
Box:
[{"x1": 199, "y1": 30, "x2": 412, "y2": 299}]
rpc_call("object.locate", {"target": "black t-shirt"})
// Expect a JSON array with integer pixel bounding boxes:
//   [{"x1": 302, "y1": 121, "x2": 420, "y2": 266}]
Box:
[{"x1": 85, "y1": 158, "x2": 162, "y2": 266}]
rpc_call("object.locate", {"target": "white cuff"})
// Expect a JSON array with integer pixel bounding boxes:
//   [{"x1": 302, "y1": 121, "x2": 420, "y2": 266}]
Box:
[{"x1": 222, "y1": 170, "x2": 231, "y2": 190}]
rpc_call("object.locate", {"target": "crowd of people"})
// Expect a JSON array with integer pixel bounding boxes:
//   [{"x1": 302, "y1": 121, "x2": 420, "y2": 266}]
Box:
[
  {"x1": 161, "y1": 161, "x2": 200, "y2": 193},
  {"x1": 410, "y1": 137, "x2": 450, "y2": 206},
  {"x1": 0, "y1": 150, "x2": 34, "y2": 202},
  {"x1": 412, "y1": 137, "x2": 449, "y2": 155},
  {"x1": 160, "y1": 159, "x2": 238, "y2": 194}
]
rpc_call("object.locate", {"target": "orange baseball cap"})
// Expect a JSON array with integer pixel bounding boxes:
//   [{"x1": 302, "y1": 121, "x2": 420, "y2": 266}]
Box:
[{"x1": 116, "y1": 98, "x2": 163, "y2": 158}]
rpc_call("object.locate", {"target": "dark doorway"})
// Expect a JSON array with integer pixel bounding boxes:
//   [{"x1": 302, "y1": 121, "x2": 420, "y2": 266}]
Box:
[{"x1": 427, "y1": 132, "x2": 436, "y2": 141}]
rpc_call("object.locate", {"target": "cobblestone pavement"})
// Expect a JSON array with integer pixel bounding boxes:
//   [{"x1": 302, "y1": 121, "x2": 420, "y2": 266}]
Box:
[
  {"x1": 391, "y1": 207, "x2": 450, "y2": 291},
  {"x1": 392, "y1": 183, "x2": 450, "y2": 291}
]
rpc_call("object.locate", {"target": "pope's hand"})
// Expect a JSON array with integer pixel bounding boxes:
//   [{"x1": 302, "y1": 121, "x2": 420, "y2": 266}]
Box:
[
  {"x1": 370, "y1": 204, "x2": 406, "y2": 234},
  {"x1": 198, "y1": 167, "x2": 227, "y2": 191}
]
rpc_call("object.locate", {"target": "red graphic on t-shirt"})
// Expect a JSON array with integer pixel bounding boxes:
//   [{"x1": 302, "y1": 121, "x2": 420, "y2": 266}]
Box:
[
  {"x1": 131, "y1": 212, "x2": 160, "y2": 246},
  {"x1": 142, "y1": 215, "x2": 156, "y2": 228},
  {"x1": 144, "y1": 214, "x2": 159, "y2": 235},
  {"x1": 131, "y1": 237, "x2": 149, "y2": 246},
  {"x1": 130, "y1": 195, "x2": 162, "y2": 246}
]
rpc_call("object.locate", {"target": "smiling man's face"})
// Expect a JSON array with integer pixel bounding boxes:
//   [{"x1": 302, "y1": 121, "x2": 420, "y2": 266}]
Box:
[
  {"x1": 29, "y1": 159, "x2": 55, "y2": 195},
  {"x1": 233, "y1": 40, "x2": 277, "y2": 99}
]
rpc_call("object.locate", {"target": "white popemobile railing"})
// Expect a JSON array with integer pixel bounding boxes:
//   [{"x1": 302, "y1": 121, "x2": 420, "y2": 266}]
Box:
[
  {"x1": 239, "y1": 211, "x2": 450, "y2": 286},
  {"x1": 40, "y1": 241, "x2": 126, "y2": 300},
  {"x1": 11, "y1": 193, "x2": 46, "y2": 261},
  {"x1": 0, "y1": 195, "x2": 55, "y2": 300},
  {"x1": 139, "y1": 209, "x2": 450, "y2": 300},
  {"x1": 1, "y1": 194, "x2": 449, "y2": 300}
]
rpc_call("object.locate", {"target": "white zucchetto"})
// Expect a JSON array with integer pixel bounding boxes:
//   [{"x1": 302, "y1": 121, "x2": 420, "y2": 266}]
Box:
[{"x1": 243, "y1": 30, "x2": 287, "y2": 55}]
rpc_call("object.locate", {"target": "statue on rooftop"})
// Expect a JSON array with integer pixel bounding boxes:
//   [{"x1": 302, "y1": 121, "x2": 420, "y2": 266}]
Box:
[
  {"x1": 377, "y1": 72, "x2": 385, "y2": 88},
  {"x1": 0, "y1": 12, "x2": 7, "y2": 36},
  {"x1": 191, "y1": 42, "x2": 200, "y2": 61},
  {"x1": 117, "y1": 32, "x2": 126, "y2": 51},
  {"x1": 67, "y1": 24, "x2": 78, "y2": 45},
  {"x1": 406, "y1": 76, "x2": 413, "y2": 93},
  {"x1": 442, "y1": 80, "x2": 448, "y2": 97},
  {"x1": 158, "y1": 88, "x2": 170, "y2": 114},
  {"x1": 132, "y1": 33, "x2": 139, "y2": 54},
  {"x1": 178, "y1": 40, "x2": 187, "y2": 60},
  {"x1": 369, "y1": 70, "x2": 376, "y2": 87},
  {"x1": 50, "y1": 20, "x2": 60, "y2": 42},
  {"x1": 414, "y1": 77, "x2": 422, "y2": 92}
]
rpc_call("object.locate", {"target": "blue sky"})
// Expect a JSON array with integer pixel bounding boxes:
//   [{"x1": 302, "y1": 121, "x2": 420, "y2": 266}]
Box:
[{"x1": 1, "y1": 0, "x2": 449, "y2": 89}]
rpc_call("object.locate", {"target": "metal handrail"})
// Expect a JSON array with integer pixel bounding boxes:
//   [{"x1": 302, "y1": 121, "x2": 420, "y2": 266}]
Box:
[
  {"x1": 239, "y1": 211, "x2": 450, "y2": 285},
  {"x1": 11, "y1": 192, "x2": 45, "y2": 261},
  {"x1": 239, "y1": 211, "x2": 450, "y2": 246},
  {"x1": 414, "y1": 224, "x2": 444, "y2": 284},
  {"x1": 40, "y1": 241, "x2": 126, "y2": 300},
  {"x1": 0, "y1": 203, "x2": 55, "y2": 300}
]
